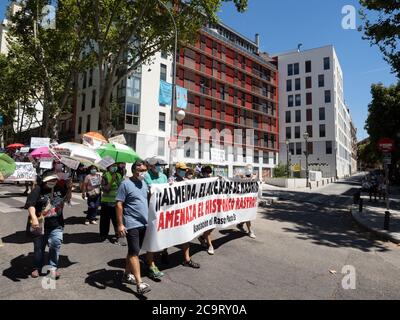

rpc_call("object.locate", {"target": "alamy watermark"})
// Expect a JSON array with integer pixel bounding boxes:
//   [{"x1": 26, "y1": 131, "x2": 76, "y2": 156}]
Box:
[
  {"x1": 341, "y1": 265, "x2": 356, "y2": 290},
  {"x1": 341, "y1": 5, "x2": 357, "y2": 30}
]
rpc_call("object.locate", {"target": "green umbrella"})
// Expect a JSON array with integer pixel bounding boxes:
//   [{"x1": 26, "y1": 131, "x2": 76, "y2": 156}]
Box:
[
  {"x1": 0, "y1": 153, "x2": 16, "y2": 180},
  {"x1": 96, "y1": 143, "x2": 140, "y2": 164}
]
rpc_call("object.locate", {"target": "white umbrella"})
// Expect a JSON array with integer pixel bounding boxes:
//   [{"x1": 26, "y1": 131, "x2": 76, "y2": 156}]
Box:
[{"x1": 53, "y1": 142, "x2": 102, "y2": 165}]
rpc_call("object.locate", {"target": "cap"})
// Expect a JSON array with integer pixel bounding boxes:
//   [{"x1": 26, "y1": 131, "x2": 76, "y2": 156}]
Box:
[
  {"x1": 146, "y1": 157, "x2": 167, "y2": 166},
  {"x1": 42, "y1": 172, "x2": 59, "y2": 182},
  {"x1": 175, "y1": 162, "x2": 188, "y2": 170}
]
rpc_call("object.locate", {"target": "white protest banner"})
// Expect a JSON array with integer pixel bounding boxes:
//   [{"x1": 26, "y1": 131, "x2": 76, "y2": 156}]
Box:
[
  {"x1": 108, "y1": 134, "x2": 126, "y2": 145},
  {"x1": 142, "y1": 177, "x2": 260, "y2": 252},
  {"x1": 20, "y1": 147, "x2": 30, "y2": 154},
  {"x1": 4, "y1": 162, "x2": 37, "y2": 182},
  {"x1": 30, "y1": 137, "x2": 50, "y2": 149},
  {"x1": 60, "y1": 157, "x2": 80, "y2": 170},
  {"x1": 96, "y1": 156, "x2": 115, "y2": 170},
  {"x1": 40, "y1": 160, "x2": 53, "y2": 169}
]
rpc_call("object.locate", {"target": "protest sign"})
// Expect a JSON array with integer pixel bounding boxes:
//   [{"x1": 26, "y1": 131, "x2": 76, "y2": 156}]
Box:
[
  {"x1": 20, "y1": 147, "x2": 30, "y2": 154},
  {"x1": 30, "y1": 137, "x2": 50, "y2": 149},
  {"x1": 142, "y1": 177, "x2": 260, "y2": 252},
  {"x1": 40, "y1": 160, "x2": 53, "y2": 169},
  {"x1": 60, "y1": 157, "x2": 80, "y2": 170},
  {"x1": 4, "y1": 162, "x2": 37, "y2": 182},
  {"x1": 96, "y1": 156, "x2": 115, "y2": 170},
  {"x1": 108, "y1": 134, "x2": 126, "y2": 145}
]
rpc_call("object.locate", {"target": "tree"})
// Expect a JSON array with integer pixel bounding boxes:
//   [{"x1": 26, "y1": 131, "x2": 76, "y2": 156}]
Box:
[
  {"x1": 359, "y1": 0, "x2": 400, "y2": 78},
  {"x1": 365, "y1": 82, "x2": 400, "y2": 167},
  {"x1": 73, "y1": 0, "x2": 248, "y2": 137}
]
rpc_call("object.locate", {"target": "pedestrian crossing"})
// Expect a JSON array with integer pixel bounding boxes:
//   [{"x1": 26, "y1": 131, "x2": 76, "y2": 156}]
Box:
[{"x1": 0, "y1": 186, "x2": 85, "y2": 214}]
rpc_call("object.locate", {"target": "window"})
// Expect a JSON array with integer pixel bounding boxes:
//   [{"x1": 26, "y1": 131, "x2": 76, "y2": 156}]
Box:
[
  {"x1": 86, "y1": 114, "x2": 91, "y2": 132},
  {"x1": 89, "y1": 69, "x2": 93, "y2": 87},
  {"x1": 295, "y1": 110, "x2": 301, "y2": 122},
  {"x1": 306, "y1": 109, "x2": 312, "y2": 121},
  {"x1": 289, "y1": 143, "x2": 295, "y2": 156},
  {"x1": 306, "y1": 76, "x2": 312, "y2": 89},
  {"x1": 324, "y1": 57, "x2": 330, "y2": 70},
  {"x1": 319, "y1": 108, "x2": 325, "y2": 121},
  {"x1": 159, "y1": 112, "x2": 166, "y2": 131},
  {"x1": 254, "y1": 150, "x2": 259, "y2": 164},
  {"x1": 161, "y1": 51, "x2": 168, "y2": 59},
  {"x1": 295, "y1": 126, "x2": 300, "y2": 139},
  {"x1": 82, "y1": 72, "x2": 87, "y2": 89},
  {"x1": 307, "y1": 142, "x2": 314, "y2": 155},
  {"x1": 326, "y1": 141, "x2": 333, "y2": 154},
  {"x1": 295, "y1": 78, "x2": 301, "y2": 91},
  {"x1": 286, "y1": 79, "x2": 292, "y2": 92},
  {"x1": 306, "y1": 125, "x2": 313, "y2": 138},
  {"x1": 78, "y1": 117, "x2": 82, "y2": 134},
  {"x1": 220, "y1": 86, "x2": 225, "y2": 100},
  {"x1": 288, "y1": 64, "x2": 293, "y2": 76},
  {"x1": 319, "y1": 124, "x2": 326, "y2": 137},
  {"x1": 158, "y1": 137, "x2": 165, "y2": 156},
  {"x1": 306, "y1": 92, "x2": 312, "y2": 105},
  {"x1": 126, "y1": 103, "x2": 140, "y2": 126},
  {"x1": 81, "y1": 93, "x2": 86, "y2": 111},
  {"x1": 294, "y1": 63, "x2": 299, "y2": 75},
  {"x1": 296, "y1": 142, "x2": 302, "y2": 155},
  {"x1": 325, "y1": 90, "x2": 331, "y2": 103},
  {"x1": 286, "y1": 127, "x2": 291, "y2": 139},
  {"x1": 285, "y1": 111, "x2": 291, "y2": 123},
  {"x1": 91, "y1": 90, "x2": 96, "y2": 109},
  {"x1": 295, "y1": 94, "x2": 301, "y2": 106},
  {"x1": 160, "y1": 64, "x2": 167, "y2": 81},
  {"x1": 305, "y1": 60, "x2": 312, "y2": 73},
  {"x1": 318, "y1": 74, "x2": 325, "y2": 87},
  {"x1": 127, "y1": 77, "x2": 141, "y2": 99},
  {"x1": 288, "y1": 95, "x2": 294, "y2": 107}
]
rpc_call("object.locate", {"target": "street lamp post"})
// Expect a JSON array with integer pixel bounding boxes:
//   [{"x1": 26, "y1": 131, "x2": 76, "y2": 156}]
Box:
[
  {"x1": 157, "y1": 0, "x2": 178, "y2": 178},
  {"x1": 303, "y1": 132, "x2": 310, "y2": 188},
  {"x1": 286, "y1": 139, "x2": 290, "y2": 178}
]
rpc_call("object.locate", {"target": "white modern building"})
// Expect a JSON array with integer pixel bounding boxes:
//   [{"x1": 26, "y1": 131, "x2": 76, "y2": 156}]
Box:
[{"x1": 274, "y1": 45, "x2": 353, "y2": 178}]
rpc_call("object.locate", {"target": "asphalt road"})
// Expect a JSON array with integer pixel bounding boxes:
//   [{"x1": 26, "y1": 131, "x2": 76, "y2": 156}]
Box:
[{"x1": 1, "y1": 176, "x2": 400, "y2": 300}]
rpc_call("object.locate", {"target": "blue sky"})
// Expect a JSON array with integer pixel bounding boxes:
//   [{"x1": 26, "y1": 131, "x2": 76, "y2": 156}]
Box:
[
  {"x1": 1, "y1": 0, "x2": 397, "y2": 140},
  {"x1": 217, "y1": 0, "x2": 398, "y2": 140}
]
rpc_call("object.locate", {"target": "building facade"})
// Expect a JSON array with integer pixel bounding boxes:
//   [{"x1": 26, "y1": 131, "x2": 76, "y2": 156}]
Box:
[
  {"x1": 275, "y1": 46, "x2": 353, "y2": 179},
  {"x1": 75, "y1": 22, "x2": 279, "y2": 179},
  {"x1": 350, "y1": 120, "x2": 358, "y2": 175}
]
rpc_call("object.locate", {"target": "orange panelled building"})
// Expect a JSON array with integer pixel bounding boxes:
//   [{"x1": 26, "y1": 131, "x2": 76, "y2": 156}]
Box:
[{"x1": 175, "y1": 22, "x2": 279, "y2": 179}]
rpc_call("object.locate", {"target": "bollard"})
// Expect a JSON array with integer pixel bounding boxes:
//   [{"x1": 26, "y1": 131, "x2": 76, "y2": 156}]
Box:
[
  {"x1": 384, "y1": 211, "x2": 390, "y2": 231},
  {"x1": 359, "y1": 198, "x2": 363, "y2": 213}
]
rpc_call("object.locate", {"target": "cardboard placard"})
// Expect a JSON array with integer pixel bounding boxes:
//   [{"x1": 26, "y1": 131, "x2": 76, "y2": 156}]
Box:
[
  {"x1": 60, "y1": 157, "x2": 80, "y2": 170},
  {"x1": 30, "y1": 137, "x2": 50, "y2": 149},
  {"x1": 96, "y1": 156, "x2": 115, "y2": 170},
  {"x1": 4, "y1": 162, "x2": 37, "y2": 182},
  {"x1": 20, "y1": 147, "x2": 30, "y2": 153},
  {"x1": 40, "y1": 160, "x2": 53, "y2": 169},
  {"x1": 109, "y1": 134, "x2": 126, "y2": 145}
]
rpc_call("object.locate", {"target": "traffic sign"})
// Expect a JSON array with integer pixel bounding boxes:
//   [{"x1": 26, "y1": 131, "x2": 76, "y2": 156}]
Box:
[{"x1": 378, "y1": 138, "x2": 395, "y2": 152}]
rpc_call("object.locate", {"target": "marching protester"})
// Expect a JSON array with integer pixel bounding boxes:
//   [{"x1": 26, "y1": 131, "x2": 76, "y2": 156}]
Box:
[
  {"x1": 236, "y1": 165, "x2": 257, "y2": 239},
  {"x1": 116, "y1": 160, "x2": 151, "y2": 295},
  {"x1": 26, "y1": 170, "x2": 67, "y2": 279},
  {"x1": 117, "y1": 162, "x2": 127, "y2": 177},
  {"x1": 76, "y1": 163, "x2": 87, "y2": 193},
  {"x1": 197, "y1": 165, "x2": 215, "y2": 255},
  {"x1": 81, "y1": 165, "x2": 101, "y2": 225},
  {"x1": 100, "y1": 163, "x2": 124, "y2": 244}
]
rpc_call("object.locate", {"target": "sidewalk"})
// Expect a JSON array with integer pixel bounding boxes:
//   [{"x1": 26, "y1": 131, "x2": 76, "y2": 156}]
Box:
[{"x1": 351, "y1": 186, "x2": 400, "y2": 244}]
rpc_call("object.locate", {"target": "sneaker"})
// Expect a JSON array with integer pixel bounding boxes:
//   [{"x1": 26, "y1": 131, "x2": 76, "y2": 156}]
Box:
[
  {"x1": 207, "y1": 246, "x2": 215, "y2": 255},
  {"x1": 249, "y1": 231, "x2": 256, "y2": 239},
  {"x1": 90, "y1": 220, "x2": 98, "y2": 225},
  {"x1": 148, "y1": 266, "x2": 164, "y2": 279},
  {"x1": 122, "y1": 273, "x2": 136, "y2": 285},
  {"x1": 31, "y1": 269, "x2": 40, "y2": 278},
  {"x1": 198, "y1": 236, "x2": 207, "y2": 248},
  {"x1": 85, "y1": 220, "x2": 90, "y2": 225},
  {"x1": 182, "y1": 260, "x2": 200, "y2": 269},
  {"x1": 112, "y1": 238, "x2": 127, "y2": 246},
  {"x1": 237, "y1": 223, "x2": 246, "y2": 233},
  {"x1": 161, "y1": 250, "x2": 169, "y2": 265},
  {"x1": 137, "y1": 282, "x2": 151, "y2": 295}
]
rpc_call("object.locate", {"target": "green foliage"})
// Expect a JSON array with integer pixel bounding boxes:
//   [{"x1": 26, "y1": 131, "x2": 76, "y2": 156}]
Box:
[
  {"x1": 359, "y1": 0, "x2": 400, "y2": 78},
  {"x1": 273, "y1": 163, "x2": 288, "y2": 178}
]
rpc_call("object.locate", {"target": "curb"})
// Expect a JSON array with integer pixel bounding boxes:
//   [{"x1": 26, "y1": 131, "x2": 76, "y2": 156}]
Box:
[{"x1": 350, "y1": 206, "x2": 400, "y2": 244}]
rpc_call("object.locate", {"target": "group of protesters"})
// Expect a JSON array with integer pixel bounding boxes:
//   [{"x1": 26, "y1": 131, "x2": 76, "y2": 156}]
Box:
[{"x1": 23, "y1": 156, "x2": 258, "y2": 295}]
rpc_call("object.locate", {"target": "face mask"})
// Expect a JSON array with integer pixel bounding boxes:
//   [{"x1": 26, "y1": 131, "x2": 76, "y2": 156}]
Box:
[
  {"x1": 155, "y1": 165, "x2": 163, "y2": 173},
  {"x1": 178, "y1": 170, "x2": 186, "y2": 178},
  {"x1": 138, "y1": 172, "x2": 147, "y2": 181},
  {"x1": 46, "y1": 181, "x2": 57, "y2": 189},
  {"x1": 91, "y1": 169, "x2": 97, "y2": 175},
  {"x1": 110, "y1": 167, "x2": 117, "y2": 173}
]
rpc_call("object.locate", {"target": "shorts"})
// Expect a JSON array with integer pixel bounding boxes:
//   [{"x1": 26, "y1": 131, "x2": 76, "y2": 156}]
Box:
[
  {"x1": 78, "y1": 174, "x2": 86, "y2": 183},
  {"x1": 126, "y1": 227, "x2": 147, "y2": 256}
]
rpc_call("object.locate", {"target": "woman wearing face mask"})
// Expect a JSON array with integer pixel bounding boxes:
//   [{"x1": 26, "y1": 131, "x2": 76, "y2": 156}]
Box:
[
  {"x1": 82, "y1": 165, "x2": 101, "y2": 225},
  {"x1": 25, "y1": 170, "x2": 68, "y2": 279},
  {"x1": 100, "y1": 163, "x2": 124, "y2": 243}
]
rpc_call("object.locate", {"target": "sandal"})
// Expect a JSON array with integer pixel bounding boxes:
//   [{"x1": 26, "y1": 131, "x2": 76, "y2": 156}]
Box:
[
  {"x1": 137, "y1": 282, "x2": 151, "y2": 295},
  {"x1": 182, "y1": 260, "x2": 200, "y2": 269}
]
